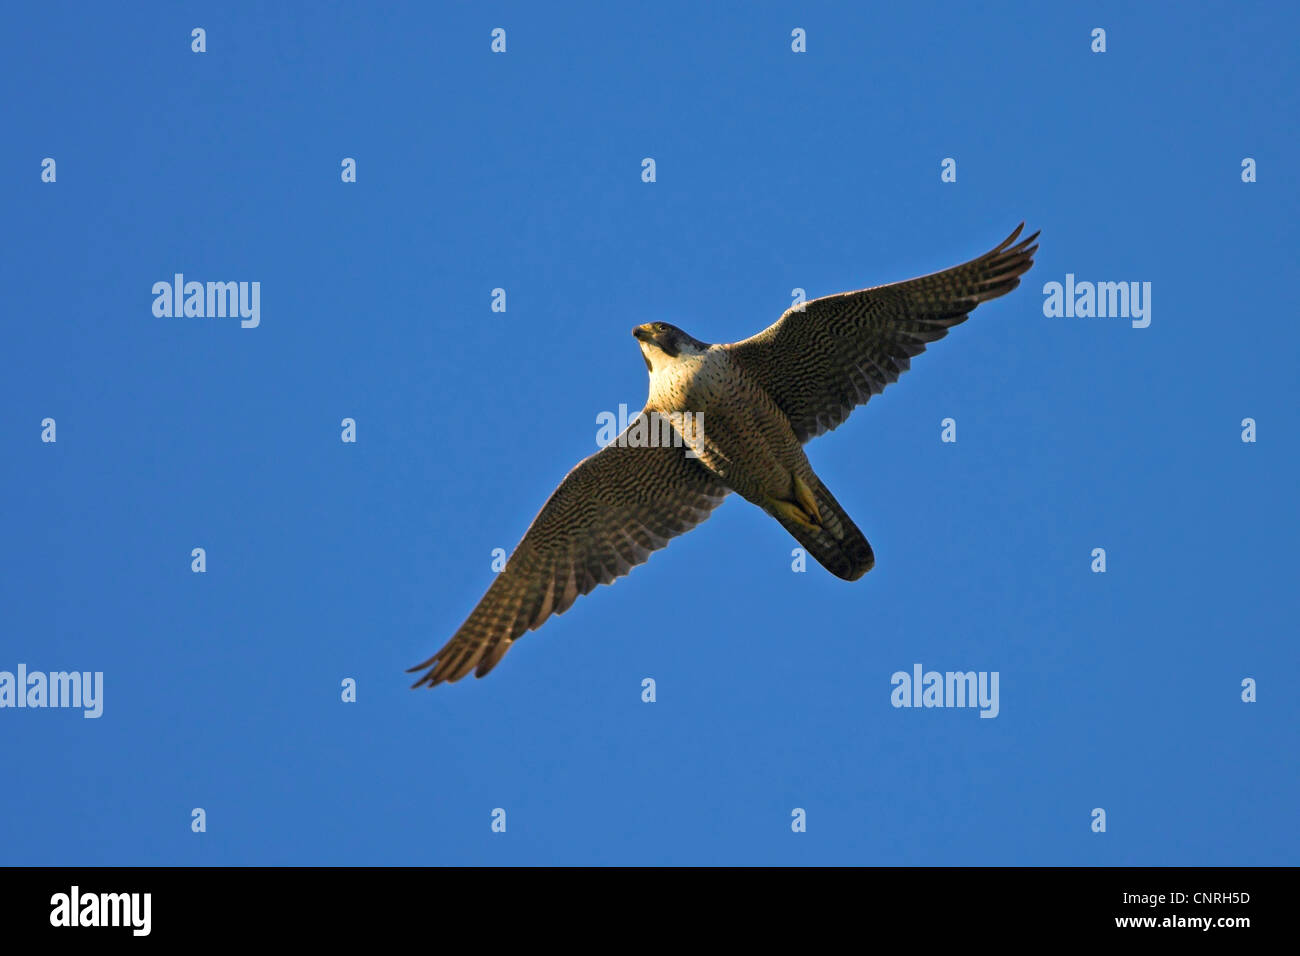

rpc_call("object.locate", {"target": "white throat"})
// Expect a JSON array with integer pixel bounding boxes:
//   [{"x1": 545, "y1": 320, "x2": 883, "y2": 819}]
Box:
[{"x1": 643, "y1": 345, "x2": 715, "y2": 410}]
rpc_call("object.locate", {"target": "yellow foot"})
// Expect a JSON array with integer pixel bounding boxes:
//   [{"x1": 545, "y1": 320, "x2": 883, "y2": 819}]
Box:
[
  {"x1": 793, "y1": 474, "x2": 822, "y2": 526},
  {"x1": 767, "y1": 494, "x2": 821, "y2": 532}
]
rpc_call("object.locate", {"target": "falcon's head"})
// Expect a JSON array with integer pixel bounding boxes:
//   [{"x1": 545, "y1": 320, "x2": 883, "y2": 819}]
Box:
[{"x1": 632, "y1": 322, "x2": 708, "y2": 372}]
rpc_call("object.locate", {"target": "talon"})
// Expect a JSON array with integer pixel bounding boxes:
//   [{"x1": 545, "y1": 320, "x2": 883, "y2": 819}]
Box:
[
  {"x1": 766, "y1": 495, "x2": 821, "y2": 532},
  {"x1": 793, "y1": 474, "x2": 822, "y2": 526}
]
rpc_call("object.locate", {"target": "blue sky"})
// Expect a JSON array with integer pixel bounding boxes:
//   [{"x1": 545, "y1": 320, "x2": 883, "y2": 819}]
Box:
[{"x1": 3, "y1": 1, "x2": 1296, "y2": 865}]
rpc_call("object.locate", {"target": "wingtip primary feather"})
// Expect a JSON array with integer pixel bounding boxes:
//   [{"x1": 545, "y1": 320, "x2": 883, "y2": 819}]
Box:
[{"x1": 997, "y1": 222, "x2": 1026, "y2": 250}]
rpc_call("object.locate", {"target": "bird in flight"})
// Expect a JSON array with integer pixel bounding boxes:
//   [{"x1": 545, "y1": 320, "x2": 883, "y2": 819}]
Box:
[{"x1": 411, "y1": 224, "x2": 1039, "y2": 687}]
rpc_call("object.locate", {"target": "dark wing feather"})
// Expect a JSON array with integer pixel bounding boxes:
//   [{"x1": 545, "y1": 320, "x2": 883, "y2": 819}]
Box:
[
  {"x1": 725, "y1": 224, "x2": 1039, "y2": 442},
  {"x1": 409, "y1": 416, "x2": 728, "y2": 687}
]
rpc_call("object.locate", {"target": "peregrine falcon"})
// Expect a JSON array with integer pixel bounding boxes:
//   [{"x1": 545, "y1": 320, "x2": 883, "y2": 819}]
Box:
[{"x1": 411, "y1": 224, "x2": 1039, "y2": 687}]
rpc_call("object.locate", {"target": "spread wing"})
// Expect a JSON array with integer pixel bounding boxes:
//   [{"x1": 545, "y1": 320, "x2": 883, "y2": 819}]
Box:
[
  {"x1": 409, "y1": 416, "x2": 728, "y2": 687},
  {"x1": 725, "y1": 224, "x2": 1039, "y2": 443}
]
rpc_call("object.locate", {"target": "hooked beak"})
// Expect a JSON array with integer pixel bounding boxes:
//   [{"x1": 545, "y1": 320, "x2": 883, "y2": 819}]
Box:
[{"x1": 632, "y1": 324, "x2": 653, "y2": 343}]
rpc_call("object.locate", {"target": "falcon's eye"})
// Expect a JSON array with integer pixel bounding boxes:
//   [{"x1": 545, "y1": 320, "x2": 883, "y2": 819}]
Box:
[{"x1": 654, "y1": 323, "x2": 667, "y2": 332}]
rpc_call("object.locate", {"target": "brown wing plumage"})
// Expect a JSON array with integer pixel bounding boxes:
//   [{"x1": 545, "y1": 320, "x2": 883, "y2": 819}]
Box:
[
  {"x1": 409, "y1": 417, "x2": 728, "y2": 687},
  {"x1": 725, "y1": 224, "x2": 1039, "y2": 443}
]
